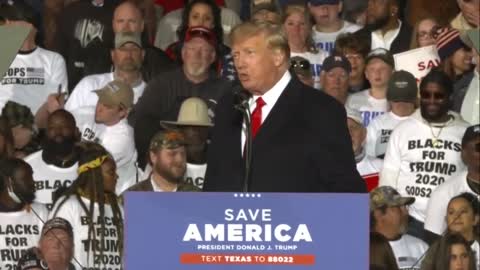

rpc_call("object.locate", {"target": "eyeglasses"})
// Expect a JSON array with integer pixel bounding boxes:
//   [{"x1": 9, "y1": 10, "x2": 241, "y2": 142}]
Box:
[
  {"x1": 418, "y1": 31, "x2": 434, "y2": 40},
  {"x1": 420, "y1": 91, "x2": 447, "y2": 100},
  {"x1": 291, "y1": 59, "x2": 310, "y2": 70}
]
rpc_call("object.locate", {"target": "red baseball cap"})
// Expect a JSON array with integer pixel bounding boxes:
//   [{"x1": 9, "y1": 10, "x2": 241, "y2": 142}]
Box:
[{"x1": 184, "y1": 26, "x2": 217, "y2": 48}]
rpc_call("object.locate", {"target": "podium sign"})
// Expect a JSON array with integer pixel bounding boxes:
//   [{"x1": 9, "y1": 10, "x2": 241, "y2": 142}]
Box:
[{"x1": 125, "y1": 192, "x2": 369, "y2": 269}]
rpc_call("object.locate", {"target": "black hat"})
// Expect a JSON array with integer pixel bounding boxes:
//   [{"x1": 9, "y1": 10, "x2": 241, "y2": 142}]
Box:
[
  {"x1": 365, "y1": 48, "x2": 395, "y2": 68},
  {"x1": 0, "y1": 1, "x2": 38, "y2": 29},
  {"x1": 42, "y1": 217, "x2": 74, "y2": 240},
  {"x1": 462, "y1": 125, "x2": 480, "y2": 147},
  {"x1": 322, "y1": 55, "x2": 352, "y2": 73},
  {"x1": 387, "y1": 70, "x2": 418, "y2": 103}
]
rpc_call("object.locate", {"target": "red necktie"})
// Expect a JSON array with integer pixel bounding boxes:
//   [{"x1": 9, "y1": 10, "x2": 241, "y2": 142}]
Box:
[{"x1": 251, "y1": 97, "x2": 266, "y2": 138}]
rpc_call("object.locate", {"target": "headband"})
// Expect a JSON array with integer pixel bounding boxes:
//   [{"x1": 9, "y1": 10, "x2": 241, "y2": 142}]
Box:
[{"x1": 77, "y1": 155, "x2": 108, "y2": 175}]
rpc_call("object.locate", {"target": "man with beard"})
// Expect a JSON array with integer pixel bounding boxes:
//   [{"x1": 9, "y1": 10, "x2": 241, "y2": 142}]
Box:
[
  {"x1": 380, "y1": 69, "x2": 469, "y2": 242},
  {"x1": 133, "y1": 26, "x2": 230, "y2": 168},
  {"x1": 24, "y1": 110, "x2": 80, "y2": 210},
  {"x1": 0, "y1": 158, "x2": 49, "y2": 270},
  {"x1": 370, "y1": 186, "x2": 428, "y2": 270},
  {"x1": 65, "y1": 32, "x2": 146, "y2": 112},
  {"x1": 125, "y1": 130, "x2": 199, "y2": 192},
  {"x1": 355, "y1": 0, "x2": 412, "y2": 54}
]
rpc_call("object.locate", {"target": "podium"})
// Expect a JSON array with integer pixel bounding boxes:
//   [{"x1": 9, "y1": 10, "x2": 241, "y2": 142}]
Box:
[{"x1": 125, "y1": 192, "x2": 369, "y2": 269}]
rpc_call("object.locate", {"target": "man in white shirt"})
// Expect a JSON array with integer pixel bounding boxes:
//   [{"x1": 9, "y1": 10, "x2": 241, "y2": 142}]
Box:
[
  {"x1": 25, "y1": 110, "x2": 79, "y2": 210},
  {"x1": 0, "y1": 158, "x2": 49, "y2": 270},
  {"x1": 65, "y1": 32, "x2": 146, "y2": 112},
  {"x1": 424, "y1": 125, "x2": 480, "y2": 241},
  {"x1": 366, "y1": 70, "x2": 417, "y2": 158},
  {"x1": 125, "y1": 130, "x2": 200, "y2": 192},
  {"x1": 161, "y1": 97, "x2": 212, "y2": 190},
  {"x1": 346, "y1": 48, "x2": 393, "y2": 127},
  {"x1": 370, "y1": 186, "x2": 428, "y2": 270},
  {"x1": 346, "y1": 108, "x2": 383, "y2": 191},
  {"x1": 308, "y1": 0, "x2": 361, "y2": 54},
  {"x1": 359, "y1": 0, "x2": 412, "y2": 54},
  {"x1": 380, "y1": 69, "x2": 469, "y2": 241},
  {"x1": 71, "y1": 80, "x2": 138, "y2": 194},
  {"x1": 0, "y1": 3, "x2": 68, "y2": 119}
]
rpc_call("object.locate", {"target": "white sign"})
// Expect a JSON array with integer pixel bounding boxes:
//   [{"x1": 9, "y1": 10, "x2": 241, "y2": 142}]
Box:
[{"x1": 394, "y1": 45, "x2": 441, "y2": 83}]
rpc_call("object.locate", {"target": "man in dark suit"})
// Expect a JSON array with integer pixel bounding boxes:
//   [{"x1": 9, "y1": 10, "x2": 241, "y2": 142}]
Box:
[{"x1": 203, "y1": 21, "x2": 366, "y2": 192}]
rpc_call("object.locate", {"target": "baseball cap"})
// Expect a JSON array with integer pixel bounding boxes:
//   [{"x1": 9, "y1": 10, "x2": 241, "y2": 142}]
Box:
[
  {"x1": 94, "y1": 80, "x2": 134, "y2": 109},
  {"x1": 387, "y1": 70, "x2": 418, "y2": 103},
  {"x1": 251, "y1": 1, "x2": 280, "y2": 15},
  {"x1": 461, "y1": 124, "x2": 480, "y2": 147},
  {"x1": 370, "y1": 186, "x2": 415, "y2": 211},
  {"x1": 149, "y1": 130, "x2": 187, "y2": 151},
  {"x1": 460, "y1": 29, "x2": 479, "y2": 53},
  {"x1": 322, "y1": 55, "x2": 352, "y2": 73},
  {"x1": 161, "y1": 97, "x2": 213, "y2": 129},
  {"x1": 41, "y1": 217, "x2": 74, "y2": 239},
  {"x1": 0, "y1": 2, "x2": 38, "y2": 29},
  {"x1": 345, "y1": 107, "x2": 363, "y2": 126},
  {"x1": 184, "y1": 26, "x2": 217, "y2": 48},
  {"x1": 290, "y1": 56, "x2": 312, "y2": 78},
  {"x1": 308, "y1": 0, "x2": 340, "y2": 5},
  {"x1": 365, "y1": 48, "x2": 394, "y2": 68},
  {"x1": 115, "y1": 32, "x2": 142, "y2": 49}
]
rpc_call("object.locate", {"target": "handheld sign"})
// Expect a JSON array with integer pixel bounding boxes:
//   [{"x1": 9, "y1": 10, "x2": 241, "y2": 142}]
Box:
[
  {"x1": 0, "y1": 25, "x2": 31, "y2": 81},
  {"x1": 125, "y1": 192, "x2": 369, "y2": 269},
  {"x1": 393, "y1": 45, "x2": 441, "y2": 83}
]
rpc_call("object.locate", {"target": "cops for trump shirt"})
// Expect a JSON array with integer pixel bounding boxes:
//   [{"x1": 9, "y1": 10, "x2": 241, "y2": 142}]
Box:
[
  {"x1": 381, "y1": 110, "x2": 469, "y2": 222},
  {"x1": 0, "y1": 203, "x2": 48, "y2": 270},
  {"x1": 389, "y1": 234, "x2": 428, "y2": 270},
  {"x1": 0, "y1": 47, "x2": 68, "y2": 114},
  {"x1": 51, "y1": 196, "x2": 123, "y2": 270},
  {"x1": 366, "y1": 111, "x2": 411, "y2": 158},
  {"x1": 24, "y1": 150, "x2": 78, "y2": 210}
]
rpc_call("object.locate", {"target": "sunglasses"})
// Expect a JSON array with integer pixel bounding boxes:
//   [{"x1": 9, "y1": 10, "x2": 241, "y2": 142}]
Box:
[
  {"x1": 420, "y1": 92, "x2": 447, "y2": 100},
  {"x1": 291, "y1": 59, "x2": 310, "y2": 70}
]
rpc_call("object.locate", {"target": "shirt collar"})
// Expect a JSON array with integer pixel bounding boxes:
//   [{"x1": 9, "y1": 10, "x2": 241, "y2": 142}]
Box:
[
  {"x1": 150, "y1": 175, "x2": 177, "y2": 192},
  {"x1": 250, "y1": 70, "x2": 292, "y2": 107}
]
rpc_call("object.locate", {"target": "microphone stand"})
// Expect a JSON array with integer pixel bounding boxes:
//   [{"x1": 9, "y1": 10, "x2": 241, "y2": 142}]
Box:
[{"x1": 233, "y1": 91, "x2": 253, "y2": 192}]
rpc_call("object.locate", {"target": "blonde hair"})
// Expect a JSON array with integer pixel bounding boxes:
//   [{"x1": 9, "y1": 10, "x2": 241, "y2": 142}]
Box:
[
  {"x1": 282, "y1": 4, "x2": 318, "y2": 53},
  {"x1": 230, "y1": 21, "x2": 290, "y2": 58},
  {"x1": 409, "y1": 15, "x2": 439, "y2": 50}
]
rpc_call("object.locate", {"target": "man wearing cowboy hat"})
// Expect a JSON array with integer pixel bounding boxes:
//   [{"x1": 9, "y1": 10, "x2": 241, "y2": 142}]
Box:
[{"x1": 160, "y1": 97, "x2": 212, "y2": 190}]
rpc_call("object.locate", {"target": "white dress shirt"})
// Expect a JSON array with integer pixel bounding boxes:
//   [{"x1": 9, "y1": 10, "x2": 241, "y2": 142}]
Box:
[
  {"x1": 241, "y1": 71, "x2": 292, "y2": 152},
  {"x1": 371, "y1": 20, "x2": 402, "y2": 51}
]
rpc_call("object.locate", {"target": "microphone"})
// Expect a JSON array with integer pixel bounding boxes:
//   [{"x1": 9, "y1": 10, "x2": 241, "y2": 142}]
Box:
[{"x1": 233, "y1": 85, "x2": 251, "y2": 112}]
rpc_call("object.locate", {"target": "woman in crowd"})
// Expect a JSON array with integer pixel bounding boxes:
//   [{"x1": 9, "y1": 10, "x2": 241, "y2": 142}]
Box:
[
  {"x1": 410, "y1": 16, "x2": 439, "y2": 49},
  {"x1": 370, "y1": 232, "x2": 400, "y2": 270},
  {"x1": 165, "y1": 0, "x2": 235, "y2": 80},
  {"x1": 445, "y1": 193, "x2": 480, "y2": 270},
  {"x1": 282, "y1": 4, "x2": 327, "y2": 90},
  {"x1": 51, "y1": 142, "x2": 123, "y2": 270},
  {"x1": 421, "y1": 232, "x2": 476, "y2": 270},
  {"x1": 435, "y1": 27, "x2": 474, "y2": 91}
]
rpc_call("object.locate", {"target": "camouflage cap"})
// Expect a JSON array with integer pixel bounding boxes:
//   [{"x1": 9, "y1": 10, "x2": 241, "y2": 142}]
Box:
[
  {"x1": 370, "y1": 186, "x2": 415, "y2": 211},
  {"x1": 149, "y1": 130, "x2": 187, "y2": 151},
  {"x1": 94, "y1": 80, "x2": 134, "y2": 109}
]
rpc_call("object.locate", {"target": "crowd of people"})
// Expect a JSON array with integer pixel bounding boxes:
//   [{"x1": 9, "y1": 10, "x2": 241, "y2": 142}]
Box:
[{"x1": 0, "y1": 0, "x2": 479, "y2": 269}]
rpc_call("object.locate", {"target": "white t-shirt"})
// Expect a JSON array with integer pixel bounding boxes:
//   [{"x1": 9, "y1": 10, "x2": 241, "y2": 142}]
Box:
[
  {"x1": 371, "y1": 20, "x2": 402, "y2": 51},
  {"x1": 357, "y1": 155, "x2": 383, "y2": 191},
  {"x1": 366, "y1": 111, "x2": 411, "y2": 158},
  {"x1": 0, "y1": 47, "x2": 68, "y2": 114},
  {"x1": 72, "y1": 106, "x2": 138, "y2": 194},
  {"x1": 346, "y1": 89, "x2": 389, "y2": 127},
  {"x1": 380, "y1": 110, "x2": 469, "y2": 222},
  {"x1": 0, "y1": 203, "x2": 49, "y2": 270},
  {"x1": 50, "y1": 196, "x2": 123, "y2": 270},
  {"x1": 64, "y1": 72, "x2": 146, "y2": 112},
  {"x1": 311, "y1": 21, "x2": 362, "y2": 54},
  {"x1": 184, "y1": 163, "x2": 207, "y2": 190},
  {"x1": 424, "y1": 171, "x2": 479, "y2": 235},
  {"x1": 291, "y1": 51, "x2": 328, "y2": 90},
  {"x1": 24, "y1": 150, "x2": 78, "y2": 210},
  {"x1": 389, "y1": 234, "x2": 428, "y2": 270}
]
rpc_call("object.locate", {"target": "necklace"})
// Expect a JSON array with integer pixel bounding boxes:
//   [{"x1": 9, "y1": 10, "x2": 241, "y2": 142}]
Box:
[{"x1": 428, "y1": 116, "x2": 452, "y2": 147}]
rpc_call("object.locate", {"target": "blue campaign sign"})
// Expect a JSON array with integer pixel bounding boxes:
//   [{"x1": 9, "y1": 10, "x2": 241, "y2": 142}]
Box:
[{"x1": 125, "y1": 192, "x2": 369, "y2": 269}]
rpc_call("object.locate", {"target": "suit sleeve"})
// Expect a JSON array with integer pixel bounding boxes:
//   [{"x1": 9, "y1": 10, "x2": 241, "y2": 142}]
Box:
[{"x1": 312, "y1": 98, "x2": 367, "y2": 193}]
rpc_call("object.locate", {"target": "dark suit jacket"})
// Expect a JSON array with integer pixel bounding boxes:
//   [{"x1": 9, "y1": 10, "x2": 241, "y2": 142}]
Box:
[
  {"x1": 203, "y1": 77, "x2": 367, "y2": 193},
  {"x1": 355, "y1": 22, "x2": 413, "y2": 55}
]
